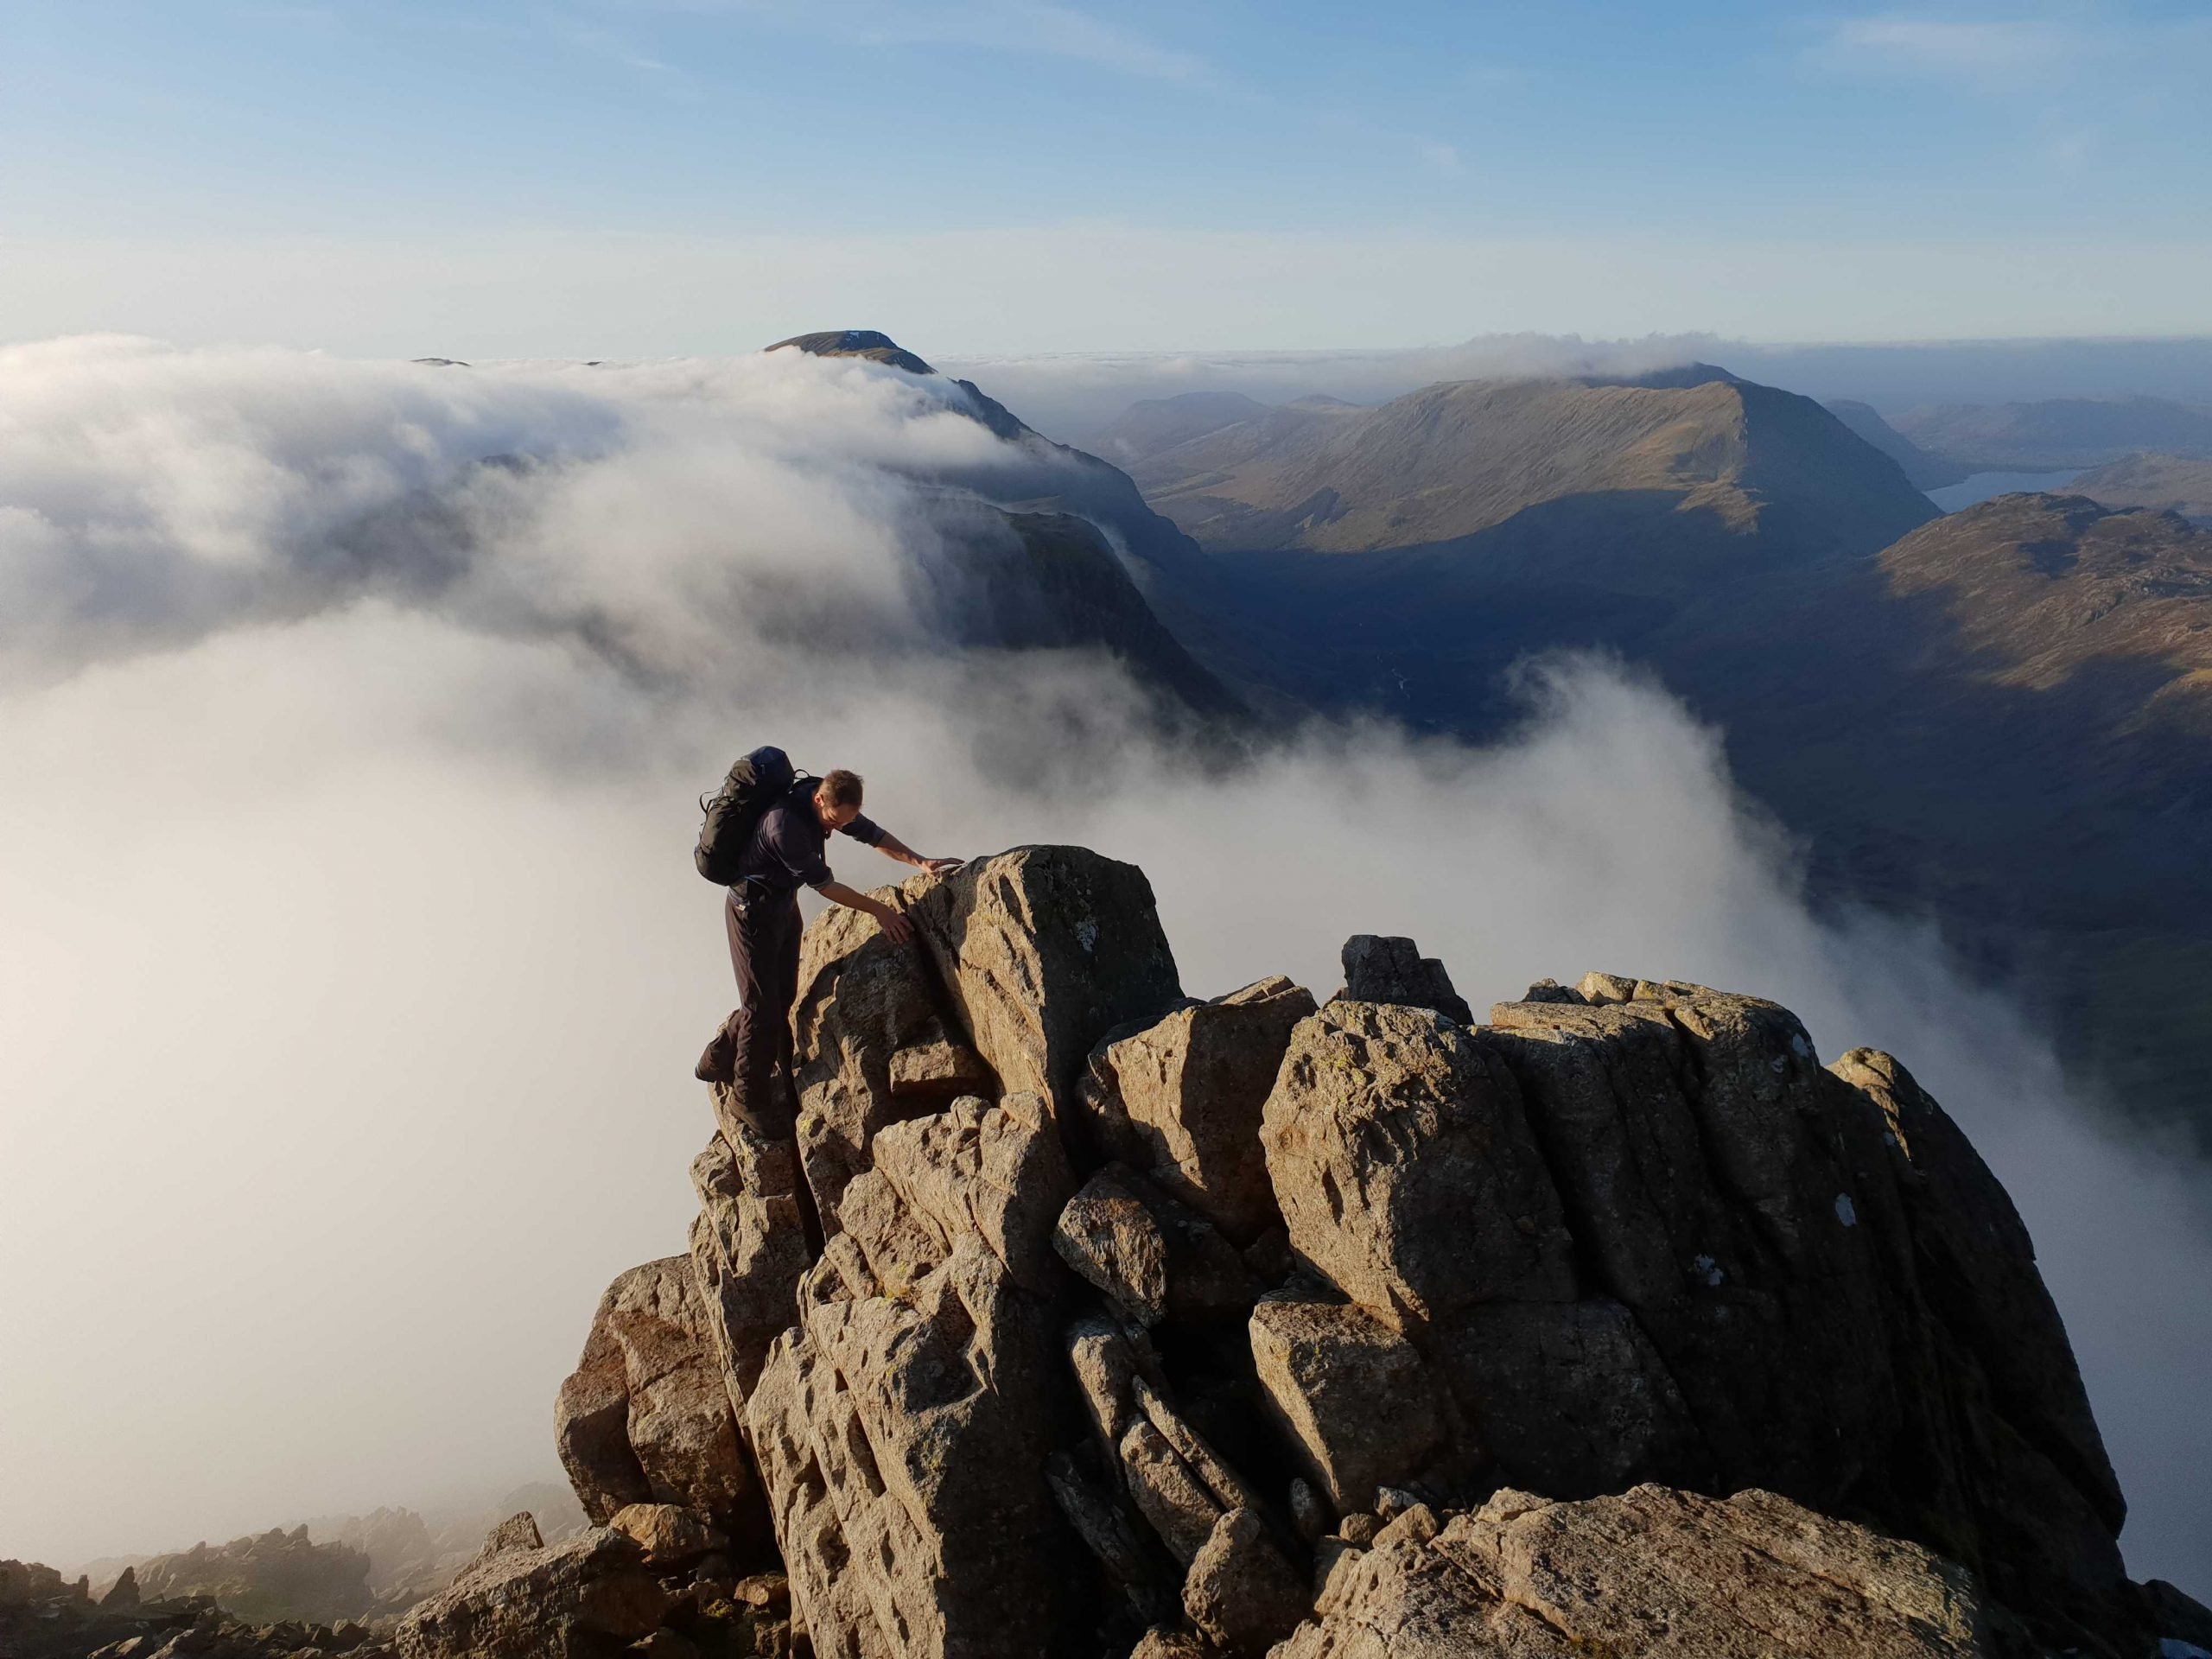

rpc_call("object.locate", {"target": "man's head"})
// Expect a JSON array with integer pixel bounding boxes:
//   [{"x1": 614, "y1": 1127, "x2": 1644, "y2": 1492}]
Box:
[{"x1": 814, "y1": 768, "x2": 864, "y2": 831}]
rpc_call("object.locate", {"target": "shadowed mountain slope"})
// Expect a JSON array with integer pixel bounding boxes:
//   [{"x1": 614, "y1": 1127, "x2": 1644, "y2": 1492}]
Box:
[
  {"x1": 1827, "y1": 397, "x2": 1973, "y2": 491},
  {"x1": 1634, "y1": 495, "x2": 2212, "y2": 1119},
  {"x1": 768, "y1": 330, "x2": 1311, "y2": 715},
  {"x1": 766, "y1": 331, "x2": 1243, "y2": 719}
]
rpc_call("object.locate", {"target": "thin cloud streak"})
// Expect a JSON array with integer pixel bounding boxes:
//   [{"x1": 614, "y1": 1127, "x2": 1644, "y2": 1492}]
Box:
[
  {"x1": 1816, "y1": 16, "x2": 2071, "y2": 84},
  {"x1": 633, "y1": 0, "x2": 1206, "y2": 80}
]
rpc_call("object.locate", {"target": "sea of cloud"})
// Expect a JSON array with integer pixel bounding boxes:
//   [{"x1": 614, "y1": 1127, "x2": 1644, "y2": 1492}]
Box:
[{"x1": 1, "y1": 336, "x2": 2205, "y2": 1586}]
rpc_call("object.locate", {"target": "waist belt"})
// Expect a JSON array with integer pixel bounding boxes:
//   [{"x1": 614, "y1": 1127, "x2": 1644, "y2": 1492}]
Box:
[{"x1": 730, "y1": 878, "x2": 794, "y2": 915}]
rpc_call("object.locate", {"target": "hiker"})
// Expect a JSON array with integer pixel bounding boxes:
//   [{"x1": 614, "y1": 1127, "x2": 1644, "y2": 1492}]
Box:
[{"x1": 695, "y1": 765, "x2": 962, "y2": 1133}]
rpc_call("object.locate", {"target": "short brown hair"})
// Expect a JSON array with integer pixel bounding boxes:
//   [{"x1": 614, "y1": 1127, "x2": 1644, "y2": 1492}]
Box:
[{"x1": 819, "y1": 768, "x2": 865, "y2": 810}]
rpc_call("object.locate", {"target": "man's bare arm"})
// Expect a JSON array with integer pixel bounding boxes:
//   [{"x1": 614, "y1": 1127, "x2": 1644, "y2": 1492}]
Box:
[
  {"x1": 868, "y1": 827, "x2": 963, "y2": 877},
  {"x1": 816, "y1": 880, "x2": 916, "y2": 944}
]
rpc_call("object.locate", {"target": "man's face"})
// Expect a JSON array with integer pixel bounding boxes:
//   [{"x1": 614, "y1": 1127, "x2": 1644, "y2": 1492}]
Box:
[{"x1": 817, "y1": 794, "x2": 861, "y2": 833}]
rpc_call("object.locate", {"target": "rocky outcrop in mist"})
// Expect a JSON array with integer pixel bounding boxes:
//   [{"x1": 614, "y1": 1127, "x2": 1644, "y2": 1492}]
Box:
[
  {"x1": 0, "y1": 1554, "x2": 391, "y2": 1659},
  {"x1": 404, "y1": 848, "x2": 2202, "y2": 1657}
]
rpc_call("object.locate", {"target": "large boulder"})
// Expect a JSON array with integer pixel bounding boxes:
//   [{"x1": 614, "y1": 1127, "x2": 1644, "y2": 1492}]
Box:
[
  {"x1": 866, "y1": 1091, "x2": 1075, "y2": 1296},
  {"x1": 1079, "y1": 976, "x2": 1316, "y2": 1245},
  {"x1": 1250, "y1": 971, "x2": 2138, "y2": 1653},
  {"x1": 393, "y1": 1524, "x2": 672, "y2": 1659},
  {"x1": 1278, "y1": 1484, "x2": 1996, "y2": 1658},
  {"x1": 908, "y1": 847, "x2": 1185, "y2": 1125},
  {"x1": 554, "y1": 1257, "x2": 758, "y2": 1542},
  {"x1": 1480, "y1": 981, "x2": 2136, "y2": 1643},
  {"x1": 1472, "y1": 984, "x2": 1907, "y2": 1503},
  {"x1": 1260, "y1": 1000, "x2": 1578, "y2": 1338},
  {"x1": 1834, "y1": 1046, "x2": 2133, "y2": 1642},
  {"x1": 788, "y1": 846, "x2": 1179, "y2": 1233}
]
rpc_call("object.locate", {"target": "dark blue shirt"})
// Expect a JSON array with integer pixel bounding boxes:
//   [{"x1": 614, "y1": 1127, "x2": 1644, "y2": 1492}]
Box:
[{"x1": 735, "y1": 782, "x2": 885, "y2": 899}]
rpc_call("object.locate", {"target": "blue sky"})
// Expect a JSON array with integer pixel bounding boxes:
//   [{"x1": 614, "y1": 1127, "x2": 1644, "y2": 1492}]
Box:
[{"x1": 3, "y1": 1, "x2": 2209, "y2": 352}]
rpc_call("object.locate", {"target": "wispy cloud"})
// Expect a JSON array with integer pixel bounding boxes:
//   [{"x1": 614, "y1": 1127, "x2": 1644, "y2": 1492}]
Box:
[
  {"x1": 557, "y1": 18, "x2": 690, "y2": 87},
  {"x1": 645, "y1": 0, "x2": 1205, "y2": 81},
  {"x1": 1813, "y1": 14, "x2": 2072, "y2": 86}
]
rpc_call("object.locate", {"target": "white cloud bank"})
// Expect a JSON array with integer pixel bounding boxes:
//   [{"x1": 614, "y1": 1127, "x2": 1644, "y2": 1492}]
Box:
[{"x1": 0, "y1": 339, "x2": 2205, "y2": 1590}]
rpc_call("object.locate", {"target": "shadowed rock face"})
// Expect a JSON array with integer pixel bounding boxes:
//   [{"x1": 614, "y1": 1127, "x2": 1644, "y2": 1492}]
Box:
[{"x1": 527, "y1": 856, "x2": 2176, "y2": 1659}]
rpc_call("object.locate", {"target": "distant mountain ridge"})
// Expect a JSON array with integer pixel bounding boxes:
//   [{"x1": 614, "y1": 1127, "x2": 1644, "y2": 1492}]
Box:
[
  {"x1": 1894, "y1": 395, "x2": 2212, "y2": 471},
  {"x1": 1088, "y1": 390, "x2": 1274, "y2": 467}
]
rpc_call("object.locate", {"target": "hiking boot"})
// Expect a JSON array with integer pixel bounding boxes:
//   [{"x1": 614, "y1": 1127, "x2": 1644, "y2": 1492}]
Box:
[{"x1": 696, "y1": 1030, "x2": 736, "y2": 1084}]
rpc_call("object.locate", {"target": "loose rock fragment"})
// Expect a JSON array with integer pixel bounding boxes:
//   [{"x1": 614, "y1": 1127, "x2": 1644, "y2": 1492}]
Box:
[
  {"x1": 1181, "y1": 1509, "x2": 1308, "y2": 1657},
  {"x1": 1249, "y1": 1292, "x2": 1446, "y2": 1513}
]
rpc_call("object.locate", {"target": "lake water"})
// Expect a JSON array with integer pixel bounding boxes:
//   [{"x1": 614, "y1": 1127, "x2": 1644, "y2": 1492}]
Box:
[{"x1": 1926, "y1": 469, "x2": 2084, "y2": 512}]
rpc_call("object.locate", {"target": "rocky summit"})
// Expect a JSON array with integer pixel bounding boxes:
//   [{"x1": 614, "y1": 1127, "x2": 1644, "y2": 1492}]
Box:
[{"x1": 390, "y1": 846, "x2": 2202, "y2": 1658}]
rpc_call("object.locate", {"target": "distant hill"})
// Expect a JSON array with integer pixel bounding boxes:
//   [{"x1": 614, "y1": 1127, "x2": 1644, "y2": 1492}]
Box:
[
  {"x1": 1893, "y1": 396, "x2": 2212, "y2": 471},
  {"x1": 1134, "y1": 373, "x2": 1936, "y2": 570},
  {"x1": 1088, "y1": 390, "x2": 1273, "y2": 467},
  {"x1": 2066, "y1": 453, "x2": 2212, "y2": 526},
  {"x1": 1825, "y1": 398, "x2": 1971, "y2": 490},
  {"x1": 1877, "y1": 494, "x2": 2212, "y2": 709}
]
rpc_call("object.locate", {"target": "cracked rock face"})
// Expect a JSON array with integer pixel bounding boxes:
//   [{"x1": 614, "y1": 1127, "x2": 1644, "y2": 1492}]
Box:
[
  {"x1": 549, "y1": 865, "x2": 2147, "y2": 1659},
  {"x1": 689, "y1": 1116, "x2": 814, "y2": 1409},
  {"x1": 1261, "y1": 1000, "x2": 1578, "y2": 1337},
  {"x1": 743, "y1": 1090, "x2": 1077, "y2": 1659},
  {"x1": 792, "y1": 892, "x2": 978, "y2": 1236}
]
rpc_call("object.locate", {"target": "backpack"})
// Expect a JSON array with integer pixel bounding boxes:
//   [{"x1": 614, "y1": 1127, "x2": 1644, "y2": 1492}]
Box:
[{"x1": 695, "y1": 746, "x2": 800, "y2": 885}]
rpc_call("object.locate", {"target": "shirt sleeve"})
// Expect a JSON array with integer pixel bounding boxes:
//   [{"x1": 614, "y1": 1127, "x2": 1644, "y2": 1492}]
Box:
[
  {"x1": 765, "y1": 812, "x2": 835, "y2": 889},
  {"x1": 838, "y1": 813, "x2": 887, "y2": 848}
]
